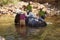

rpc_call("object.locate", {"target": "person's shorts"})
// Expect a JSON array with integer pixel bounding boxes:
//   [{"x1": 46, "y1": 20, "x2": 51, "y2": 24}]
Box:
[
  {"x1": 20, "y1": 20, "x2": 26, "y2": 34},
  {"x1": 20, "y1": 20, "x2": 25, "y2": 26}
]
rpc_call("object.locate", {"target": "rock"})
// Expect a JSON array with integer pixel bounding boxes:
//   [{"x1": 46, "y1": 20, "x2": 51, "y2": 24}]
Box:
[
  {"x1": 46, "y1": 22, "x2": 53, "y2": 24},
  {"x1": 0, "y1": 1, "x2": 59, "y2": 16},
  {"x1": 0, "y1": 36, "x2": 5, "y2": 40}
]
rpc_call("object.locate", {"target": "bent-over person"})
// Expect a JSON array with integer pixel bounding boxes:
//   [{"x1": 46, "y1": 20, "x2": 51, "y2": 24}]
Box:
[{"x1": 19, "y1": 12, "x2": 27, "y2": 37}]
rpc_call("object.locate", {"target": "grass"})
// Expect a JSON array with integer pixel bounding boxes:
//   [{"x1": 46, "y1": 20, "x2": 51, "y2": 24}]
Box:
[{"x1": 0, "y1": 14, "x2": 60, "y2": 40}]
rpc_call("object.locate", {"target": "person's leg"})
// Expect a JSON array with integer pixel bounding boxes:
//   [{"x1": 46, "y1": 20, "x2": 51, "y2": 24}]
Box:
[
  {"x1": 15, "y1": 24, "x2": 20, "y2": 34},
  {"x1": 25, "y1": 17, "x2": 28, "y2": 26},
  {"x1": 41, "y1": 16, "x2": 45, "y2": 19},
  {"x1": 20, "y1": 20, "x2": 27, "y2": 37}
]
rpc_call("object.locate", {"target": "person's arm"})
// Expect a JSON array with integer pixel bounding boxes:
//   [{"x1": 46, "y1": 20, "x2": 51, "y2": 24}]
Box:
[
  {"x1": 35, "y1": 19, "x2": 39, "y2": 21},
  {"x1": 38, "y1": 10, "x2": 40, "y2": 16},
  {"x1": 25, "y1": 13, "x2": 30, "y2": 17},
  {"x1": 45, "y1": 11, "x2": 47, "y2": 15}
]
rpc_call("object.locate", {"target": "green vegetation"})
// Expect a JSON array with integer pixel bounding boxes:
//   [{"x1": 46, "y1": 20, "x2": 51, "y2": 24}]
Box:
[
  {"x1": 0, "y1": 0, "x2": 20, "y2": 5},
  {"x1": 26, "y1": 4, "x2": 32, "y2": 11}
]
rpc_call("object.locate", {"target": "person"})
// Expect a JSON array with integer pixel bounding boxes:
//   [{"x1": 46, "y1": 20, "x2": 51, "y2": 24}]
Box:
[
  {"x1": 15, "y1": 13, "x2": 20, "y2": 25},
  {"x1": 25, "y1": 10, "x2": 36, "y2": 26},
  {"x1": 26, "y1": 2, "x2": 32, "y2": 12},
  {"x1": 38, "y1": 8, "x2": 47, "y2": 27},
  {"x1": 14, "y1": 8, "x2": 22, "y2": 34},
  {"x1": 38, "y1": 8, "x2": 47, "y2": 19},
  {"x1": 23, "y1": 5, "x2": 27, "y2": 11},
  {"x1": 19, "y1": 12, "x2": 27, "y2": 37}
]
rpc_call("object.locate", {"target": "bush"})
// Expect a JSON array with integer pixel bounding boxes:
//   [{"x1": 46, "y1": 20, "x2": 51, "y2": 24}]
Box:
[
  {"x1": 2, "y1": 0, "x2": 8, "y2": 5},
  {"x1": 0, "y1": 0, "x2": 19, "y2": 5}
]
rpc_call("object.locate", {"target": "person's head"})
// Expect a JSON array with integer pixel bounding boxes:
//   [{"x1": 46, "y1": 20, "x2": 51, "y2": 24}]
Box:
[
  {"x1": 36, "y1": 14, "x2": 39, "y2": 16},
  {"x1": 28, "y1": 2, "x2": 30, "y2": 5},
  {"x1": 19, "y1": 8, "x2": 22, "y2": 10},
  {"x1": 16, "y1": 8, "x2": 22, "y2": 14},
  {"x1": 40, "y1": 8, "x2": 43, "y2": 11}
]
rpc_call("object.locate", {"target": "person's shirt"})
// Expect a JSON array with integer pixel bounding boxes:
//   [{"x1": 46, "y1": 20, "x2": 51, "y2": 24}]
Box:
[
  {"x1": 20, "y1": 13, "x2": 26, "y2": 20},
  {"x1": 38, "y1": 17, "x2": 45, "y2": 21},
  {"x1": 26, "y1": 5, "x2": 32, "y2": 11},
  {"x1": 39, "y1": 10, "x2": 45, "y2": 16},
  {"x1": 15, "y1": 9, "x2": 22, "y2": 14},
  {"x1": 26, "y1": 12, "x2": 36, "y2": 18},
  {"x1": 34, "y1": 18, "x2": 39, "y2": 22}
]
